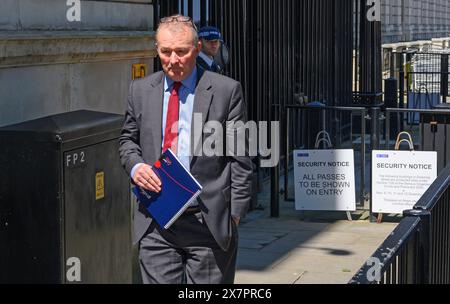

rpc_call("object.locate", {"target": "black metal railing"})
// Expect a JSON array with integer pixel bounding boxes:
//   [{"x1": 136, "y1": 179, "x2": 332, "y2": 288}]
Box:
[
  {"x1": 350, "y1": 164, "x2": 450, "y2": 284},
  {"x1": 350, "y1": 215, "x2": 425, "y2": 284},
  {"x1": 282, "y1": 104, "x2": 368, "y2": 208},
  {"x1": 384, "y1": 108, "x2": 450, "y2": 174},
  {"x1": 383, "y1": 51, "x2": 450, "y2": 110},
  {"x1": 278, "y1": 103, "x2": 450, "y2": 220},
  {"x1": 414, "y1": 165, "x2": 450, "y2": 284}
]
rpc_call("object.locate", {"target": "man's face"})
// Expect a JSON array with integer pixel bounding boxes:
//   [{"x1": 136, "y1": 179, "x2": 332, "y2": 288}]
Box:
[
  {"x1": 157, "y1": 26, "x2": 201, "y2": 82},
  {"x1": 202, "y1": 39, "x2": 221, "y2": 58}
]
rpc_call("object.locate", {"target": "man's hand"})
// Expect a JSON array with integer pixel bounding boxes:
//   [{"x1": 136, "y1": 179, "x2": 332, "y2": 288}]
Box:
[
  {"x1": 232, "y1": 215, "x2": 240, "y2": 227},
  {"x1": 133, "y1": 164, "x2": 162, "y2": 193}
]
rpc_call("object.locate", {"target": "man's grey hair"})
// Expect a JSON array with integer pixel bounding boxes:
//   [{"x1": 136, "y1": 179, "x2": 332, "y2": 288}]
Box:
[{"x1": 156, "y1": 14, "x2": 199, "y2": 47}]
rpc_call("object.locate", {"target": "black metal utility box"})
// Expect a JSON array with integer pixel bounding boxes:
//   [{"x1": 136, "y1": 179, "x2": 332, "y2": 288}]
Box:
[{"x1": 0, "y1": 110, "x2": 131, "y2": 283}]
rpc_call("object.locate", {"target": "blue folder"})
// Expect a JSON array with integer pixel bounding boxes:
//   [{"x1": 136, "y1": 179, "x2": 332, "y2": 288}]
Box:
[{"x1": 132, "y1": 149, "x2": 202, "y2": 229}]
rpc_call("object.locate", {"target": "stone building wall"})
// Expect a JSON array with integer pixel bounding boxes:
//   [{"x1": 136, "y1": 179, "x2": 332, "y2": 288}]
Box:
[{"x1": 0, "y1": 0, "x2": 156, "y2": 127}]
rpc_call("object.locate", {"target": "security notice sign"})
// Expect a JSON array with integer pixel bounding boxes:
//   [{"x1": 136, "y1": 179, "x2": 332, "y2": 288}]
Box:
[
  {"x1": 293, "y1": 150, "x2": 356, "y2": 211},
  {"x1": 372, "y1": 150, "x2": 437, "y2": 214}
]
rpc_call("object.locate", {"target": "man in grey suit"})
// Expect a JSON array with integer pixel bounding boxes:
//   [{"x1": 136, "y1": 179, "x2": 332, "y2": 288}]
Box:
[{"x1": 119, "y1": 15, "x2": 252, "y2": 284}]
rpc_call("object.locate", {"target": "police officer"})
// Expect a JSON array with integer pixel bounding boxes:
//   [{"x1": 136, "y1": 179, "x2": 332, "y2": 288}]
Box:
[{"x1": 197, "y1": 26, "x2": 224, "y2": 73}]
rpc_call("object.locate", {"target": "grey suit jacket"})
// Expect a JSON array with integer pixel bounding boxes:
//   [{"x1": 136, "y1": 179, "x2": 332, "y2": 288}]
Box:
[{"x1": 119, "y1": 69, "x2": 253, "y2": 251}]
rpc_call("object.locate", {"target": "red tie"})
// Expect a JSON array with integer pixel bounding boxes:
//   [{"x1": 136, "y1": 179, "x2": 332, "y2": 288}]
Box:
[{"x1": 163, "y1": 82, "x2": 182, "y2": 154}]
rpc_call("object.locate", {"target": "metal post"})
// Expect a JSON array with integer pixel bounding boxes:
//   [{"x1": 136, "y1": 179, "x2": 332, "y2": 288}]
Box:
[
  {"x1": 360, "y1": 108, "x2": 366, "y2": 209},
  {"x1": 200, "y1": 0, "x2": 207, "y2": 26},
  {"x1": 441, "y1": 54, "x2": 449, "y2": 104},
  {"x1": 359, "y1": 0, "x2": 382, "y2": 95},
  {"x1": 390, "y1": 49, "x2": 395, "y2": 78},
  {"x1": 271, "y1": 104, "x2": 280, "y2": 218},
  {"x1": 398, "y1": 53, "x2": 405, "y2": 132},
  {"x1": 369, "y1": 106, "x2": 381, "y2": 222},
  {"x1": 370, "y1": 107, "x2": 381, "y2": 152},
  {"x1": 403, "y1": 209, "x2": 432, "y2": 284},
  {"x1": 385, "y1": 111, "x2": 390, "y2": 150},
  {"x1": 188, "y1": 0, "x2": 193, "y2": 18},
  {"x1": 284, "y1": 107, "x2": 289, "y2": 201},
  {"x1": 385, "y1": 78, "x2": 398, "y2": 139}
]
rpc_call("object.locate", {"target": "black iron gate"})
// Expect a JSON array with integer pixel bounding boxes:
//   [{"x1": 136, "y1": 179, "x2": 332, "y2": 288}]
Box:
[{"x1": 154, "y1": 0, "x2": 354, "y2": 121}]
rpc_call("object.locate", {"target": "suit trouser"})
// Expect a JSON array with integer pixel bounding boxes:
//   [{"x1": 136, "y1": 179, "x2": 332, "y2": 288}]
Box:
[{"x1": 138, "y1": 210, "x2": 238, "y2": 284}]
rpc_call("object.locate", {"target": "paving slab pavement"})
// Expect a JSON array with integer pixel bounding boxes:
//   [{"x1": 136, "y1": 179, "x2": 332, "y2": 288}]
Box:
[{"x1": 235, "y1": 200, "x2": 399, "y2": 284}]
